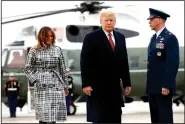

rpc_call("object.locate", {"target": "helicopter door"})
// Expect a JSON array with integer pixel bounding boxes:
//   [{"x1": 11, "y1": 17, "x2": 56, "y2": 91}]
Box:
[{"x1": 26, "y1": 47, "x2": 35, "y2": 113}]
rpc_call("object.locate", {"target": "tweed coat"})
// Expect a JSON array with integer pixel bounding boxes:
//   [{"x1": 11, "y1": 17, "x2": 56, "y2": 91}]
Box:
[{"x1": 23, "y1": 45, "x2": 69, "y2": 122}]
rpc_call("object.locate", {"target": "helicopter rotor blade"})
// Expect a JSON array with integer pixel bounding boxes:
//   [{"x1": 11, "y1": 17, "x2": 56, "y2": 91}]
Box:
[
  {"x1": 2, "y1": 8, "x2": 81, "y2": 24},
  {"x1": 3, "y1": 11, "x2": 54, "y2": 19},
  {"x1": 2, "y1": 1, "x2": 112, "y2": 25},
  {"x1": 94, "y1": 6, "x2": 112, "y2": 9}
]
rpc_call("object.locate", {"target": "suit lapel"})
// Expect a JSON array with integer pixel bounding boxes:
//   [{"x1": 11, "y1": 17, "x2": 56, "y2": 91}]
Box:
[
  {"x1": 149, "y1": 34, "x2": 158, "y2": 53},
  {"x1": 148, "y1": 34, "x2": 156, "y2": 54},
  {"x1": 149, "y1": 28, "x2": 167, "y2": 54}
]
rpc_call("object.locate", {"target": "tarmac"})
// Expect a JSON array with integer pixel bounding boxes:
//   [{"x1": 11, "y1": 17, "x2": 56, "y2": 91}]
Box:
[{"x1": 2, "y1": 101, "x2": 184, "y2": 123}]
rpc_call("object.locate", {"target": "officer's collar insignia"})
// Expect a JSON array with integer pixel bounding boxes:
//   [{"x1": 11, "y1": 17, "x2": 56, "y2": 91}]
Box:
[{"x1": 160, "y1": 37, "x2": 164, "y2": 40}]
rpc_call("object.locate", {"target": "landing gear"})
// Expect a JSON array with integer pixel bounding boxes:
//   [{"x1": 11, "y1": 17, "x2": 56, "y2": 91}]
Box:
[
  {"x1": 68, "y1": 103, "x2": 77, "y2": 115},
  {"x1": 67, "y1": 95, "x2": 82, "y2": 115},
  {"x1": 173, "y1": 95, "x2": 185, "y2": 106}
]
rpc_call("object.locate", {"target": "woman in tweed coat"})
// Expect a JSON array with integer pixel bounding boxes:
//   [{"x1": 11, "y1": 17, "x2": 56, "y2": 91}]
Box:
[{"x1": 23, "y1": 26, "x2": 69, "y2": 124}]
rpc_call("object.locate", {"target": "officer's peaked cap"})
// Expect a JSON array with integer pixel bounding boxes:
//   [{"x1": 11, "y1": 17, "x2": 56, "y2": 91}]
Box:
[{"x1": 147, "y1": 8, "x2": 170, "y2": 20}]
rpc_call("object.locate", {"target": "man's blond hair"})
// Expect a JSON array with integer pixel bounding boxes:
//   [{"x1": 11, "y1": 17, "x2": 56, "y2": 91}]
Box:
[{"x1": 100, "y1": 9, "x2": 116, "y2": 18}]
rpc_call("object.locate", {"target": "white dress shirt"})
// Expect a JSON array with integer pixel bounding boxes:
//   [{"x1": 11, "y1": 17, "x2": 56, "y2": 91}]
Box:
[
  {"x1": 156, "y1": 27, "x2": 166, "y2": 39},
  {"x1": 102, "y1": 29, "x2": 116, "y2": 46}
]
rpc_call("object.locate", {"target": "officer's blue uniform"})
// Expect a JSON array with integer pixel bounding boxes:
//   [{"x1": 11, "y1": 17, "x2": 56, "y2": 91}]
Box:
[
  {"x1": 146, "y1": 8, "x2": 180, "y2": 123},
  {"x1": 4, "y1": 79, "x2": 20, "y2": 117}
]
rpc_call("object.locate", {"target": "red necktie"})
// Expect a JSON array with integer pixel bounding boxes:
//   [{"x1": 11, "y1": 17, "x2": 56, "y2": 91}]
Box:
[{"x1": 108, "y1": 33, "x2": 115, "y2": 50}]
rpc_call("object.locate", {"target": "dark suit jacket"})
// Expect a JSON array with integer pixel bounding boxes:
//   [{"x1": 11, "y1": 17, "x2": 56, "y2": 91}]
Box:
[
  {"x1": 80, "y1": 27, "x2": 131, "y2": 122},
  {"x1": 147, "y1": 28, "x2": 179, "y2": 95}
]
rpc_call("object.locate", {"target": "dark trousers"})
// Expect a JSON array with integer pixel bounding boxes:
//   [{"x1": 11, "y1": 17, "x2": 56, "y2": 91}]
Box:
[
  {"x1": 93, "y1": 107, "x2": 122, "y2": 123},
  {"x1": 66, "y1": 94, "x2": 72, "y2": 113},
  {"x1": 8, "y1": 98, "x2": 17, "y2": 117},
  {"x1": 148, "y1": 94, "x2": 173, "y2": 123}
]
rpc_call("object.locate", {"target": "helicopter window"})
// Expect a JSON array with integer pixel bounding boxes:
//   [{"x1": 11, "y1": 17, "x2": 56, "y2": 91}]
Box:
[
  {"x1": 7, "y1": 40, "x2": 25, "y2": 46},
  {"x1": 66, "y1": 25, "x2": 96, "y2": 43},
  {"x1": 67, "y1": 50, "x2": 81, "y2": 71},
  {"x1": 114, "y1": 28, "x2": 139, "y2": 38},
  {"x1": 2, "y1": 49, "x2": 8, "y2": 67},
  {"x1": 7, "y1": 50, "x2": 25, "y2": 68},
  {"x1": 66, "y1": 25, "x2": 139, "y2": 43},
  {"x1": 21, "y1": 26, "x2": 36, "y2": 36}
]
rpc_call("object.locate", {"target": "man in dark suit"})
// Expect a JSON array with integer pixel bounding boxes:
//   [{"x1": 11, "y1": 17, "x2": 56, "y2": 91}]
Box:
[
  {"x1": 80, "y1": 9, "x2": 131, "y2": 123},
  {"x1": 147, "y1": 8, "x2": 180, "y2": 123}
]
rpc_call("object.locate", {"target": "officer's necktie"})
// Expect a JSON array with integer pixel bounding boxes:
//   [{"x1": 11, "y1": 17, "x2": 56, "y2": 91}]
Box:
[{"x1": 108, "y1": 33, "x2": 115, "y2": 50}]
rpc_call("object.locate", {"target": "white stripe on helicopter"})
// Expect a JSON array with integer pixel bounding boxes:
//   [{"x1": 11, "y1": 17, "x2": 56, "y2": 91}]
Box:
[
  {"x1": 3, "y1": 68, "x2": 184, "y2": 76},
  {"x1": 69, "y1": 68, "x2": 184, "y2": 74}
]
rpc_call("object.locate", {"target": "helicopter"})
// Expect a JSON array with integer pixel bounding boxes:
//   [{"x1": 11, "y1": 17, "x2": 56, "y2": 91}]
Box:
[{"x1": 2, "y1": 1, "x2": 184, "y2": 115}]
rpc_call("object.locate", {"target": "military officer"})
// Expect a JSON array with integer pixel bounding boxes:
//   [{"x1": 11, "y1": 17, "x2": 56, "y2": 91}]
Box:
[
  {"x1": 4, "y1": 73, "x2": 20, "y2": 117},
  {"x1": 146, "y1": 8, "x2": 180, "y2": 123},
  {"x1": 66, "y1": 71, "x2": 74, "y2": 115}
]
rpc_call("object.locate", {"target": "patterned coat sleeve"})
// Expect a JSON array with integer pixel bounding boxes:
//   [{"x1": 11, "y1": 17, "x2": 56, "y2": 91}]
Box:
[
  {"x1": 23, "y1": 47, "x2": 37, "y2": 84},
  {"x1": 59, "y1": 49, "x2": 69, "y2": 89}
]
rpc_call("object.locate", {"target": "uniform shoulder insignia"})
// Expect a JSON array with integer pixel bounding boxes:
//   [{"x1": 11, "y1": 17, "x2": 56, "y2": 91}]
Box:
[
  {"x1": 164, "y1": 31, "x2": 173, "y2": 38},
  {"x1": 167, "y1": 32, "x2": 173, "y2": 35},
  {"x1": 165, "y1": 30, "x2": 173, "y2": 35}
]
